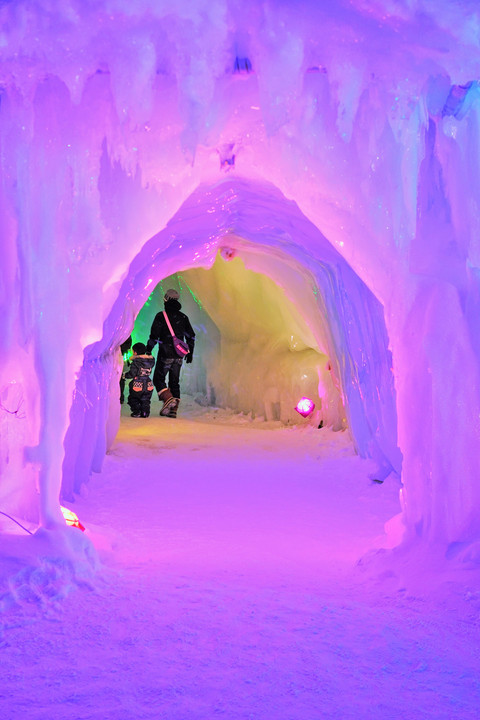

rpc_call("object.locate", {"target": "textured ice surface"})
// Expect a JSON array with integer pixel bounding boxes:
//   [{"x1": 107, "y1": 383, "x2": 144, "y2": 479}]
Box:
[{"x1": 0, "y1": 0, "x2": 479, "y2": 549}]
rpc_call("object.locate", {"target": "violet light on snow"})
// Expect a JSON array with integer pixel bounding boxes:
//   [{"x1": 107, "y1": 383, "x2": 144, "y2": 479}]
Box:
[{"x1": 295, "y1": 397, "x2": 315, "y2": 418}]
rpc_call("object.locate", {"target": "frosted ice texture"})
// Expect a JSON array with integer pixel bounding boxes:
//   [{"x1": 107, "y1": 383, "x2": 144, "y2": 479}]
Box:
[{"x1": 0, "y1": 0, "x2": 479, "y2": 548}]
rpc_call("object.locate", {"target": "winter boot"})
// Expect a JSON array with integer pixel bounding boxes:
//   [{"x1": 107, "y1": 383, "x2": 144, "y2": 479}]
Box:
[
  {"x1": 168, "y1": 398, "x2": 180, "y2": 418},
  {"x1": 159, "y1": 387, "x2": 176, "y2": 416}
]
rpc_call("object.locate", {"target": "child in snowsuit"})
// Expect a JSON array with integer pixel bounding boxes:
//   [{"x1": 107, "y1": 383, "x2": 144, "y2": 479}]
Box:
[{"x1": 125, "y1": 342, "x2": 155, "y2": 418}]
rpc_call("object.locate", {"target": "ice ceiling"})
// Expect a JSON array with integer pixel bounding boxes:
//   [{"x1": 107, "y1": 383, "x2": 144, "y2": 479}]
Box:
[{"x1": 1, "y1": 0, "x2": 480, "y2": 551}]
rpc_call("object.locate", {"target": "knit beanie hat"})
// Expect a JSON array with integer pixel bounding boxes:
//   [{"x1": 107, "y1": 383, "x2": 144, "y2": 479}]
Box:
[{"x1": 164, "y1": 289, "x2": 180, "y2": 301}]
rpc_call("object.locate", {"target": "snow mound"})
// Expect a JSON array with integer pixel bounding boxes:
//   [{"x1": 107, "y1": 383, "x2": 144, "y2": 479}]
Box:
[{"x1": 0, "y1": 526, "x2": 99, "y2": 640}]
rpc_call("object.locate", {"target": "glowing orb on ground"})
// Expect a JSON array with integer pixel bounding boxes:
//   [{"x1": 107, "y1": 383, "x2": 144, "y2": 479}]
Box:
[
  {"x1": 295, "y1": 397, "x2": 315, "y2": 417},
  {"x1": 60, "y1": 505, "x2": 86, "y2": 532}
]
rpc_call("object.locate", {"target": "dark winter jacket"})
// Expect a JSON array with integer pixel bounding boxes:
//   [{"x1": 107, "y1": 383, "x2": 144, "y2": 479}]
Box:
[
  {"x1": 125, "y1": 354, "x2": 155, "y2": 379},
  {"x1": 146, "y1": 299, "x2": 195, "y2": 359}
]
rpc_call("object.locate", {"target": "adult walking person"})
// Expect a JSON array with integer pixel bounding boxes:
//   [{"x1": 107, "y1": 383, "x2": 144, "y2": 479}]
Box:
[{"x1": 145, "y1": 289, "x2": 195, "y2": 418}]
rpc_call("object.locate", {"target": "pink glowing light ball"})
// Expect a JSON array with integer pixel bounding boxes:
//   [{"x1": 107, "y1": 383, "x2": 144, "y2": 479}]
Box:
[{"x1": 295, "y1": 397, "x2": 315, "y2": 417}]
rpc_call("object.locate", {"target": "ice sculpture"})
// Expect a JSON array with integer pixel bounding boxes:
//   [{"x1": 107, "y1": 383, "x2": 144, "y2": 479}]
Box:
[{"x1": 0, "y1": 1, "x2": 479, "y2": 554}]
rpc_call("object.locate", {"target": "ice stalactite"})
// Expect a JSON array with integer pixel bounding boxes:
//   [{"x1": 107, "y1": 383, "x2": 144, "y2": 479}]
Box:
[{"x1": 393, "y1": 108, "x2": 480, "y2": 546}]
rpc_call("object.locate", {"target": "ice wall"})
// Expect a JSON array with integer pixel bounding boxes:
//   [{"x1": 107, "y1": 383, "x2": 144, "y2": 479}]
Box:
[{"x1": 0, "y1": 0, "x2": 479, "y2": 549}]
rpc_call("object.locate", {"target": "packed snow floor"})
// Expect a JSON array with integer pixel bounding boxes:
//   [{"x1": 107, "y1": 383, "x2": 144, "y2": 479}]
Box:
[{"x1": 1, "y1": 396, "x2": 480, "y2": 719}]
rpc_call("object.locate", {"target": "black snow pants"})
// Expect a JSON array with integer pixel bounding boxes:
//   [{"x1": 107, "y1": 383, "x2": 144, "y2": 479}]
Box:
[
  {"x1": 128, "y1": 377, "x2": 154, "y2": 416},
  {"x1": 153, "y1": 357, "x2": 183, "y2": 398}
]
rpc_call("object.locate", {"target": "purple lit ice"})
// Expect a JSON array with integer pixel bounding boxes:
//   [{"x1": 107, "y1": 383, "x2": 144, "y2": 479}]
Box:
[{"x1": 1, "y1": 1, "x2": 480, "y2": 717}]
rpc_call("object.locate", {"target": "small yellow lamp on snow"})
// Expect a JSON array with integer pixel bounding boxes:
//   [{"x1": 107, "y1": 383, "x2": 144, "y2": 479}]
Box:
[{"x1": 60, "y1": 505, "x2": 86, "y2": 532}]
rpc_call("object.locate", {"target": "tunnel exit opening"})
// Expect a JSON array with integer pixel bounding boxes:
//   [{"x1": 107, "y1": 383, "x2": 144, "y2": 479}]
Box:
[{"x1": 130, "y1": 251, "x2": 346, "y2": 430}]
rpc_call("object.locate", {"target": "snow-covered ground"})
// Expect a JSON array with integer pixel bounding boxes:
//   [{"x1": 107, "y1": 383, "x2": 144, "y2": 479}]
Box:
[{"x1": 1, "y1": 397, "x2": 480, "y2": 719}]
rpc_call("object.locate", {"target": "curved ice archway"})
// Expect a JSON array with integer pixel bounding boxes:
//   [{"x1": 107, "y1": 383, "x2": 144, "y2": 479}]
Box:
[{"x1": 63, "y1": 177, "x2": 401, "y2": 501}]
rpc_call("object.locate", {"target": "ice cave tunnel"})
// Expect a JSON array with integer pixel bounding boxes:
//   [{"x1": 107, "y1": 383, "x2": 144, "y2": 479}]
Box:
[
  {"x1": 63, "y1": 178, "x2": 400, "y2": 507},
  {"x1": 1, "y1": 0, "x2": 480, "y2": 559}
]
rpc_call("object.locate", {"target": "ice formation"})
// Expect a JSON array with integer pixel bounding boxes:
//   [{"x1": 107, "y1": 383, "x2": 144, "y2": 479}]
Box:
[{"x1": 1, "y1": 0, "x2": 480, "y2": 552}]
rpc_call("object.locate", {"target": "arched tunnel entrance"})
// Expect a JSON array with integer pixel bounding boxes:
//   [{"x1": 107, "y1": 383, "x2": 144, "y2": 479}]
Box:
[
  {"x1": 62, "y1": 178, "x2": 401, "y2": 502},
  {"x1": 133, "y1": 253, "x2": 347, "y2": 429}
]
